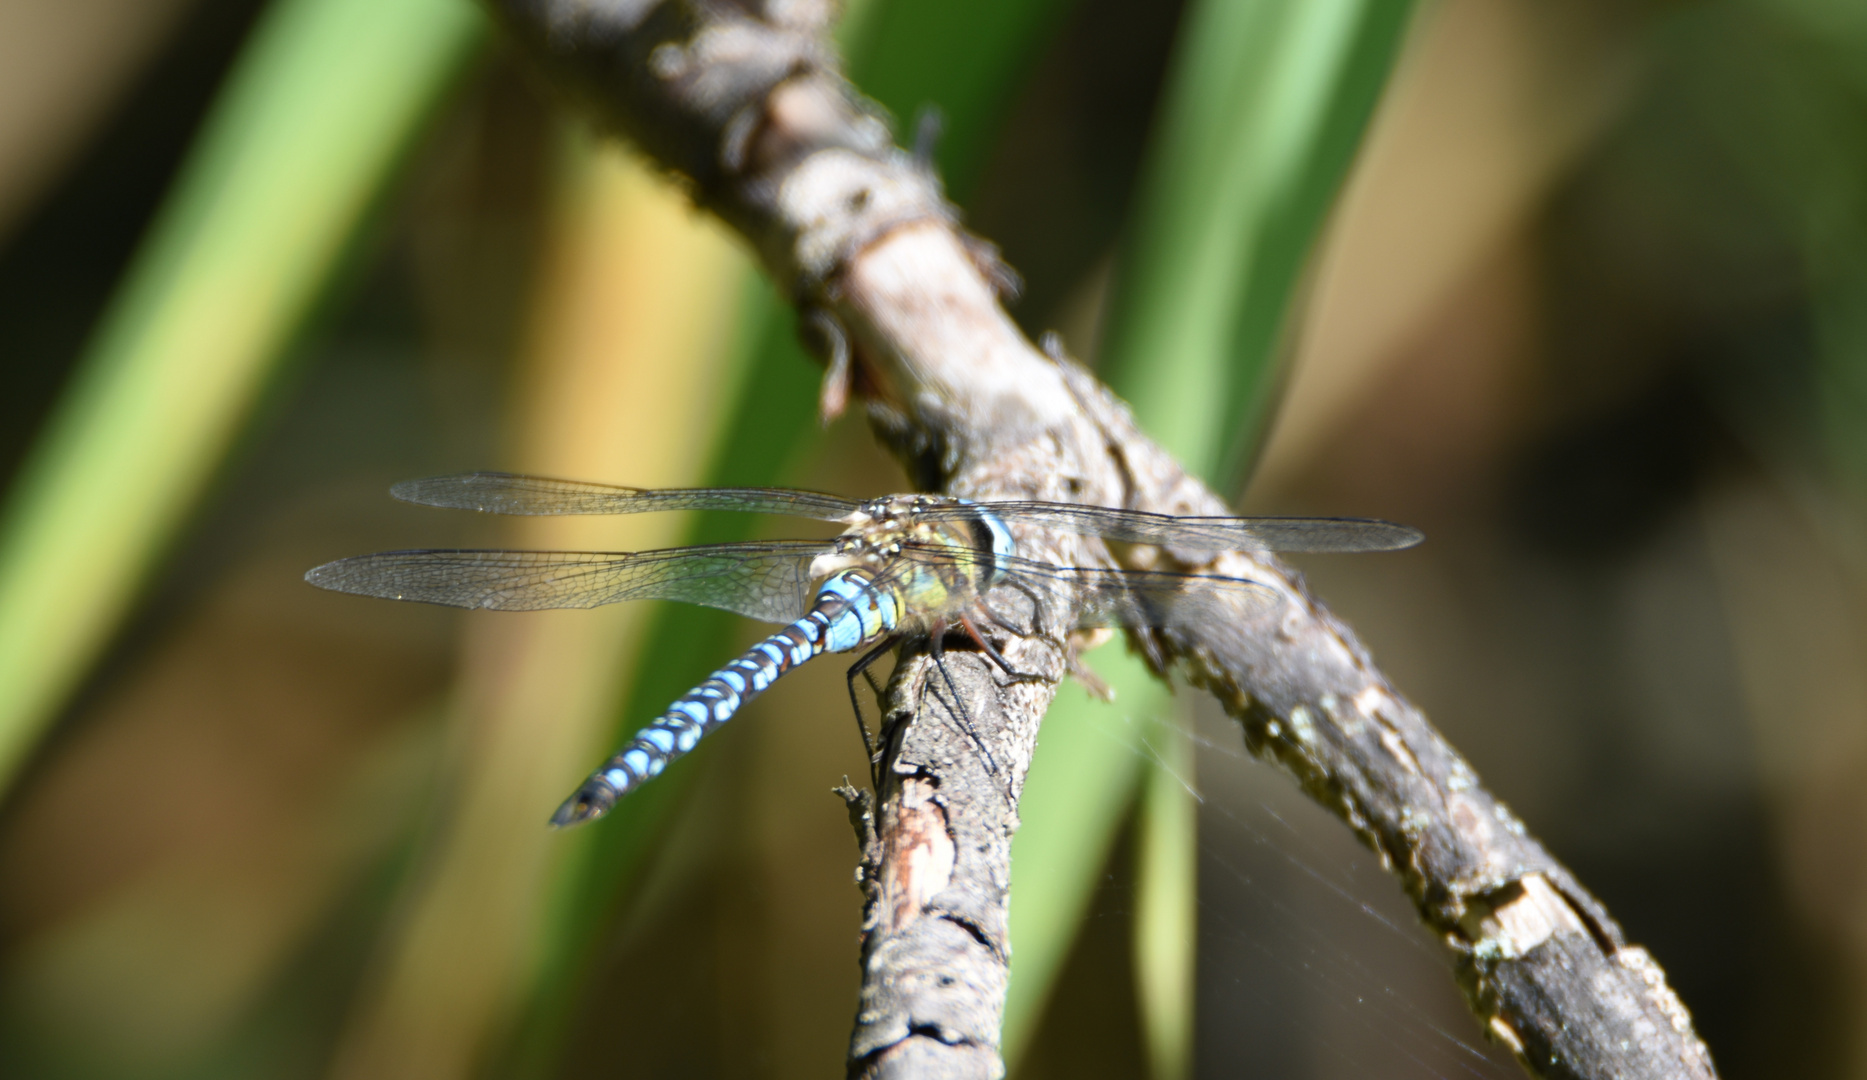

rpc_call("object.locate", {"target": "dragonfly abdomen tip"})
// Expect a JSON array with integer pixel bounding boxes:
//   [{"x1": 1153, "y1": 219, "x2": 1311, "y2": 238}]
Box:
[{"x1": 548, "y1": 779, "x2": 617, "y2": 828}]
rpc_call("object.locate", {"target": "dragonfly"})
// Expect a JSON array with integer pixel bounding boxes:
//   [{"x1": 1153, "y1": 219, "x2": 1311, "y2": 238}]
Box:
[{"x1": 305, "y1": 472, "x2": 1421, "y2": 827}]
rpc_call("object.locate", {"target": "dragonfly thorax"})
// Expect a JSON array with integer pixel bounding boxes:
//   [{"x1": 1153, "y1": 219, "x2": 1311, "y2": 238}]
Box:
[
  {"x1": 810, "y1": 497, "x2": 1021, "y2": 634},
  {"x1": 848, "y1": 495, "x2": 1017, "y2": 572}
]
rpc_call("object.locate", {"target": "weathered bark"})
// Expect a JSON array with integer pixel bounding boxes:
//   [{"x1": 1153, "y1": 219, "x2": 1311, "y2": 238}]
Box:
[{"x1": 480, "y1": 2, "x2": 1720, "y2": 1078}]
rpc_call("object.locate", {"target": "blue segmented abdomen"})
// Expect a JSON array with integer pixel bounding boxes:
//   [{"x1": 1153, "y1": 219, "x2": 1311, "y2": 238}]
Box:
[{"x1": 550, "y1": 569, "x2": 897, "y2": 827}]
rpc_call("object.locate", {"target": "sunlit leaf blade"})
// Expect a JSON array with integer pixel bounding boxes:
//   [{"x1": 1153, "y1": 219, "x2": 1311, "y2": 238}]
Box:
[
  {"x1": 0, "y1": 0, "x2": 487, "y2": 791},
  {"x1": 1133, "y1": 709, "x2": 1199, "y2": 1080},
  {"x1": 1098, "y1": 0, "x2": 1419, "y2": 490}
]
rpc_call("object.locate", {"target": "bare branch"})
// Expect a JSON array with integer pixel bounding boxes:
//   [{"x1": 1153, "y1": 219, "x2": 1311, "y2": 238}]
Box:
[{"x1": 480, "y1": 2, "x2": 1719, "y2": 1078}]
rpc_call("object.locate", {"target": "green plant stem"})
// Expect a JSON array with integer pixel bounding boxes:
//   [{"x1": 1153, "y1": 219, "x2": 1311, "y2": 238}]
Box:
[
  {"x1": 1098, "y1": 0, "x2": 1417, "y2": 487},
  {"x1": 1133, "y1": 709, "x2": 1198, "y2": 1080},
  {"x1": 0, "y1": 0, "x2": 485, "y2": 791}
]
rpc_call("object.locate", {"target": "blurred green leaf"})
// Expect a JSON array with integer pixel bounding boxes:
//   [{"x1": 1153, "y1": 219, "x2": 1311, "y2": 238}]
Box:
[
  {"x1": 1098, "y1": 0, "x2": 1417, "y2": 489},
  {"x1": 1004, "y1": 1, "x2": 1418, "y2": 1073},
  {"x1": 0, "y1": 0, "x2": 486, "y2": 791},
  {"x1": 847, "y1": 0, "x2": 1078, "y2": 204},
  {"x1": 1133, "y1": 709, "x2": 1198, "y2": 1080},
  {"x1": 1701, "y1": 9, "x2": 1867, "y2": 489}
]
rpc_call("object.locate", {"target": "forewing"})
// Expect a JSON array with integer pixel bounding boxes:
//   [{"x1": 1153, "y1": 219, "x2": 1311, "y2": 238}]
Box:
[
  {"x1": 931, "y1": 501, "x2": 1422, "y2": 553},
  {"x1": 304, "y1": 541, "x2": 826, "y2": 621},
  {"x1": 1066, "y1": 566, "x2": 1278, "y2": 628},
  {"x1": 884, "y1": 545, "x2": 1279, "y2": 630},
  {"x1": 987, "y1": 553, "x2": 1278, "y2": 630},
  {"x1": 390, "y1": 472, "x2": 860, "y2": 521}
]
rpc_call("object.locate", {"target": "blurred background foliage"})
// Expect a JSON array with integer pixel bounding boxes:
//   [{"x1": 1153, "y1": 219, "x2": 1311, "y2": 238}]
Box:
[{"x1": 0, "y1": 0, "x2": 1864, "y2": 1078}]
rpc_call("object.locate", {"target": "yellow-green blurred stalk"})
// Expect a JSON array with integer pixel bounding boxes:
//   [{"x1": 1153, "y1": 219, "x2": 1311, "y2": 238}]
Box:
[
  {"x1": 0, "y1": 0, "x2": 485, "y2": 791},
  {"x1": 327, "y1": 139, "x2": 754, "y2": 1080},
  {"x1": 1133, "y1": 709, "x2": 1197, "y2": 1080}
]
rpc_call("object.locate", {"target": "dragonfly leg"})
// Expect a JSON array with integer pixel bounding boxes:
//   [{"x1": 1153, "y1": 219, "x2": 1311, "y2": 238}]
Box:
[
  {"x1": 977, "y1": 586, "x2": 1078, "y2": 690},
  {"x1": 957, "y1": 613, "x2": 1048, "y2": 689},
  {"x1": 980, "y1": 597, "x2": 1028, "y2": 638},
  {"x1": 921, "y1": 631, "x2": 1015, "y2": 806},
  {"x1": 958, "y1": 613, "x2": 1016, "y2": 675},
  {"x1": 986, "y1": 577, "x2": 1056, "y2": 639},
  {"x1": 845, "y1": 636, "x2": 897, "y2": 787},
  {"x1": 975, "y1": 601, "x2": 1114, "y2": 701}
]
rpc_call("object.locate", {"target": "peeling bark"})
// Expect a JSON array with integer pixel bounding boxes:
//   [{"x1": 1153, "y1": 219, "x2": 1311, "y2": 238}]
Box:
[{"x1": 480, "y1": 2, "x2": 1720, "y2": 1078}]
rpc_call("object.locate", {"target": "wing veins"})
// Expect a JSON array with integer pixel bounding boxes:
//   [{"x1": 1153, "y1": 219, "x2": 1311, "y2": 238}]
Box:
[
  {"x1": 924, "y1": 501, "x2": 1421, "y2": 553},
  {"x1": 891, "y1": 546, "x2": 1277, "y2": 629},
  {"x1": 390, "y1": 472, "x2": 860, "y2": 521},
  {"x1": 305, "y1": 541, "x2": 826, "y2": 620}
]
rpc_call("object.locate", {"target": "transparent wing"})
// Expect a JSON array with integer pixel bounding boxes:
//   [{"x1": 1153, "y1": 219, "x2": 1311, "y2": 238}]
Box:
[
  {"x1": 390, "y1": 472, "x2": 862, "y2": 522},
  {"x1": 922, "y1": 501, "x2": 1422, "y2": 554},
  {"x1": 889, "y1": 546, "x2": 1278, "y2": 630},
  {"x1": 998, "y1": 555, "x2": 1279, "y2": 629},
  {"x1": 304, "y1": 540, "x2": 828, "y2": 622}
]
